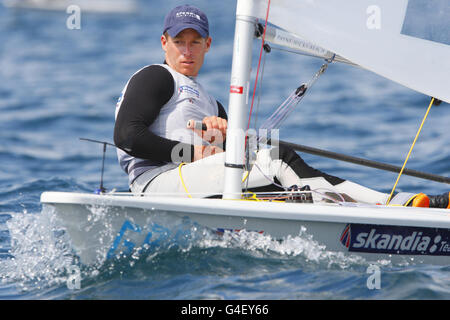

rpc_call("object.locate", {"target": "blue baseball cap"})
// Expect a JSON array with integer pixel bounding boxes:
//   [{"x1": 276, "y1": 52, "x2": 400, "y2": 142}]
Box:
[{"x1": 163, "y1": 5, "x2": 209, "y2": 38}]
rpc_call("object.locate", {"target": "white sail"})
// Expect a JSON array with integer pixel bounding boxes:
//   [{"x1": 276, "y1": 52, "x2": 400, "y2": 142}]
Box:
[{"x1": 244, "y1": 0, "x2": 450, "y2": 103}]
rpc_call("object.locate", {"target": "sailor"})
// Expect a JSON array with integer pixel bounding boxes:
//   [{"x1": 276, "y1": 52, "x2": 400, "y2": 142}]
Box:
[{"x1": 114, "y1": 4, "x2": 449, "y2": 208}]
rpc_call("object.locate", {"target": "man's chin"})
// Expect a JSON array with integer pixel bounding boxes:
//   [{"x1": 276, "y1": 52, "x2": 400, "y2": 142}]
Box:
[
  {"x1": 177, "y1": 65, "x2": 198, "y2": 77},
  {"x1": 181, "y1": 70, "x2": 198, "y2": 77}
]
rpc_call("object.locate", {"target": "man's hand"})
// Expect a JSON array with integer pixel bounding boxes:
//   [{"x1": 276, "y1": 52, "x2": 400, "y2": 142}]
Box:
[
  {"x1": 188, "y1": 117, "x2": 226, "y2": 161},
  {"x1": 189, "y1": 116, "x2": 227, "y2": 145}
]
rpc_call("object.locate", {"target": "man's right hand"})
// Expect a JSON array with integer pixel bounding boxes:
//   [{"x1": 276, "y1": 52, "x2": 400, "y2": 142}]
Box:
[{"x1": 193, "y1": 145, "x2": 224, "y2": 161}]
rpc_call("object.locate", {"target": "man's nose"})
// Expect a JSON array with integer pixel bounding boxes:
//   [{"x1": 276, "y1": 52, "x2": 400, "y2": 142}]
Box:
[{"x1": 182, "y1": 43, "x2": 192, "y2": 56}]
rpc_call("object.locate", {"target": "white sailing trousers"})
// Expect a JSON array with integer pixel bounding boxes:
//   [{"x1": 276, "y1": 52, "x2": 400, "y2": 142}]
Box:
[{"x1": 131, "y1": 146, "x2": 392, "y2": 205}]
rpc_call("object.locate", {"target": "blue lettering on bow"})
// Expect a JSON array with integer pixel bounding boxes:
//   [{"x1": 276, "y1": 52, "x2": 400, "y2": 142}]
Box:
[{"x1": 107, "y1": 220, "x2": 171, "y2": 259}]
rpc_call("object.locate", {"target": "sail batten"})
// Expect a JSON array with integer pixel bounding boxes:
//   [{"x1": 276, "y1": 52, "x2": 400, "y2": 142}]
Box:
[
  {"x1": 259, "y1": 24, "x2": 358, "y2": 66},
  {"x1": 248, "y1": 0, "x2": 450, "y2": 103}
]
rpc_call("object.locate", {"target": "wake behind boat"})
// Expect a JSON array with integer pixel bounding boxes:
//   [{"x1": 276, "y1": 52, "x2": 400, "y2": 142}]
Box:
[{"x1": 40, "y1": 0, "x2": 450, "y2": 266}]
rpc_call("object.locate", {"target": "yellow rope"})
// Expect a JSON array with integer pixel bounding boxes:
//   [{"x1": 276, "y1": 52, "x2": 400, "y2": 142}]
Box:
[
  {"x1": 403, "y1": 193, "x2": 419, "y2": 207},
  {"x1": 245, "y1": 191, "x2": 260, "y2": 201},
  {"x1": 178, "y1": 164, "x2": 249, "y2": 199},
  {"x1": 178, "y1": 163, "x2": 192, "y2": 199},
  {"x1": 242, "y1": 170, "x2": 249, "y2": 183},
  {"x1": 386, "y1": 98, "x2": 434, "y2": 205}
]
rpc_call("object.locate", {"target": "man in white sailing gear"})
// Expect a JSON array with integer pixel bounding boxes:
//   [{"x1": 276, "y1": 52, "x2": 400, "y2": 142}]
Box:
[{"x1": 114, "y1": 4, "x2": 449, "y2": 208}]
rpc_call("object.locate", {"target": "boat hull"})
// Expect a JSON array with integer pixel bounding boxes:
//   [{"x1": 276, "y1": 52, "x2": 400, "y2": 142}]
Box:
[{"x1": 40, "y1": 192, "x2": 450, "y2": 266}]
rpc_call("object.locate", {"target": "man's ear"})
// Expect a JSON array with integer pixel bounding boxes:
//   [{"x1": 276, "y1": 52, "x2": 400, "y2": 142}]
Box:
[
  {"x1": 205, "y1": 36, "x2": 212, "y2": 52},
  {"x1": 161, "y1": 34, "x2": 168, "y2": 52}
]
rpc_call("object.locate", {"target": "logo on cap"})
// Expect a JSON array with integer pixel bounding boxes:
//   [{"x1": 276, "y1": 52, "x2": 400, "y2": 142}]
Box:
[{"x1": 176, "y1": 11, "x2": 201, "y2": 21}]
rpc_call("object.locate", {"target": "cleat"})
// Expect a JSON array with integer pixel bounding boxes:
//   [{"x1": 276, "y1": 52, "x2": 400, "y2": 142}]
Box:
[{"x1": 286, "y1": 185, "x2": 313, "y2": 203}]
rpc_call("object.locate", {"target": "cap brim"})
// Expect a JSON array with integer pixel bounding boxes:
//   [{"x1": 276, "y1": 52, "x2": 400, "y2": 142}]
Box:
[{"x1": 166, "y1": 23, "x2": 208, "y2": 38}]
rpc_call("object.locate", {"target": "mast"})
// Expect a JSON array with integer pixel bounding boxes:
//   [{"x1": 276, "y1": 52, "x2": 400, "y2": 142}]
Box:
[{"x1": 222, "y1": 0, "x2": 257, "y2": 200}]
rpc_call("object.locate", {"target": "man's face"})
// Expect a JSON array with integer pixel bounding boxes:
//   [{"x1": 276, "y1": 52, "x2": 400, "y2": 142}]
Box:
[{"x1": 161, "y1": 28, "x2": 211, "y2": 77}]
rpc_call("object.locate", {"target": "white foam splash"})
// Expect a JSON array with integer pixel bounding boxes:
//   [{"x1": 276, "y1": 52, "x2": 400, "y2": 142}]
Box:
[
  {"x1": 197, "y1": 226, "x2": 370, "y2": 270},
  {"x1": 1, "y1": 207, "x2": 76, "y2": 291}
]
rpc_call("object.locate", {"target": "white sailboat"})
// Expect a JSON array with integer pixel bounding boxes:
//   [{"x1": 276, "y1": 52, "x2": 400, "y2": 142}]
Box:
[{"x1": 40, "y1": 0, "x2": 450, "y2": 266}]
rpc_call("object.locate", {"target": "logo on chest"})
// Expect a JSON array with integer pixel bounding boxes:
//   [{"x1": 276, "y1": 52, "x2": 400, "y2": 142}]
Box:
[{"x1": 179, "y1": 85, "x2": 200, "y2": 98}]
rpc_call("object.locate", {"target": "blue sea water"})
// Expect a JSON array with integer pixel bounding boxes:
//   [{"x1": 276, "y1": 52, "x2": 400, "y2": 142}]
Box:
[{"x1": 0, "y1": 0, "x2": 449, "y2": 301}]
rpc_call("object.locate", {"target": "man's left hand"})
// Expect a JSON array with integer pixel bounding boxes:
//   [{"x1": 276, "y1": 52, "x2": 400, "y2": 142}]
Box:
[{"x1": 192, "y1": 116, "x2": 227, "y2": 145}]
